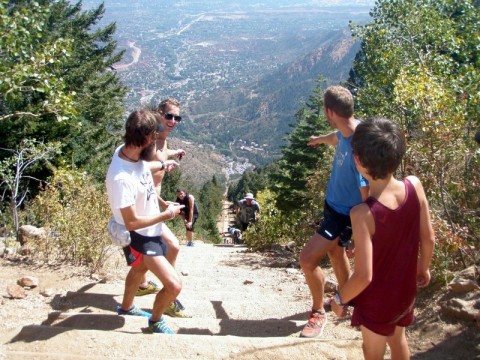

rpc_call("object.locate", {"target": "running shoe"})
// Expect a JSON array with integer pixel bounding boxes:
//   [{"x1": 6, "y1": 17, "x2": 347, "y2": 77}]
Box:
[
  {"x1": 136, "y1": 280, "x2": 161, "y2": 296},
  {"x1": 299, "y1": 311, "x2": 327, "y2": 338},
  {"x1": 174, "y1": 299, "x2": 185, "y2": 311},
  {"x1": 164, "y1": 300, "x2": 189, "y2": 318},
  {"x1": 116, "y1": 305, "x2": 151, "y2": 318},
  {"x1": 149, "y1": 317, "x2": 174, "y2": 334}
]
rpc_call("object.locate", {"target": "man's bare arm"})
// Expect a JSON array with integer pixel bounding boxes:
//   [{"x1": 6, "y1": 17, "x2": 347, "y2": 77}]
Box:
[
  {"x1": 120, "y1": 204, "x2": 184, "y2": 231},
  {"x1": 167, "y1": 148, "x2": 186, "y2": 160},
  {"x1": 307, "y1": 132, "x2": 338, "y2": 147}
]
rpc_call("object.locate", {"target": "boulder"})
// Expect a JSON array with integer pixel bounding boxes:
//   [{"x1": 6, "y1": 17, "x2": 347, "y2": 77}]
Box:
[
  {"x1": 17, "y1": 225, "x2": 46, "y2": 246},
  {"x1": 441, "y1": 297, "x2": 480, "y2": 322},
  {"x1": 449, "y1": 266, "x2": 480, "y2": 293},
  {"x1": 7, "y1": 284, "x2": 27, "y2": 299},
  {"x1": 17, "y1": 276, "x2": 39, "y2": 288}
]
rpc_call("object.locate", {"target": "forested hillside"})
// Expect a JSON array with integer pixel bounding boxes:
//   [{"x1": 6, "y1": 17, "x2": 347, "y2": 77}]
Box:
[{"x1": 185, "y1": 30, "x2": 361, "y2": 162}]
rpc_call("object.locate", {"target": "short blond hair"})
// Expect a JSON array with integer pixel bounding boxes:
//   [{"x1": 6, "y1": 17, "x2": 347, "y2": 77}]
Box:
[
  {"x1": 324, "y1": 86, "x2": 354, "y2": 118},
  {"x1": 157, "y1": 98, "x2": 181, "y2": 115}
]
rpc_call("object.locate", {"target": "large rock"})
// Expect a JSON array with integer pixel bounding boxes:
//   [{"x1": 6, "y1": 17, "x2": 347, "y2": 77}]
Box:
[
  {"x1": 17, "y1": 225, "x2": 47, "y2": 246},
  {"x1": 441, "y1": 297, "x2": 479, "y2": 321},
  {"x1": 7, "y1": 284, "x2": 27, "y2": 299},
  {"x1": 17, "y1": 276, "x2": 39, "y2": 288},
  {"x1": 441, "y1": 266, "x2": 480, "y2": 322},
  {"x1": 448, "y1": 266, "x2": 480, "y2": 293}
]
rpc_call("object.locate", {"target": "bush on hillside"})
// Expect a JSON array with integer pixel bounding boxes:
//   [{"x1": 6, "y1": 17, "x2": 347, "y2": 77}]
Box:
[
  {"x1": 243, "y1": 189, "x2": 315, "y2": 249},
  {"x1": 22, "y1": 168, "x2": 112, "y2": 272}
]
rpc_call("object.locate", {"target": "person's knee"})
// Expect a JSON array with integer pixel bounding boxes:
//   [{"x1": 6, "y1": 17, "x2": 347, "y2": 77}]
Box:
[
  {"x1": 129, "y1": 263, "x2": 148, "y2": 276},
  {"x1": 327, "y1": 242, "x2": 346, "y2": 261},
  {"x1": 299, "y1": 247, "x2": 319, "y2": 272},
  {"x1": 300, "y1": 234, "x2": 330, "y2": 272},
  {"x1": 163, "y1": 278, "x2": 182, "y2": 297}
]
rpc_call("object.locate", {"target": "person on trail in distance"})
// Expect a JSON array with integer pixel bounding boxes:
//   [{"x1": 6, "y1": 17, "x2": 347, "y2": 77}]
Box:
[
  {"x1": 228, "y1": 226, "x2": 243, "y2": 244},
  {"x1": 236, "y1": 193, "x2": 260, "y2": 231},
  {"x1": 175, "y1": 189, "x2": 199, "y2": 247}
]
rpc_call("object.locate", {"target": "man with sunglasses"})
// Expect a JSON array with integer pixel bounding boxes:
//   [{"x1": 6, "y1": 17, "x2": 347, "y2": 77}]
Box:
[{"x1": 136, "y1": 98, "x2": 188, "y2": 317}]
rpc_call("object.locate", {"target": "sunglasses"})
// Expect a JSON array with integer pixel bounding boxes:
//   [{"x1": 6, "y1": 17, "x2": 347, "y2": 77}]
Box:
[{"x1": 164, "y1": 113, "x2": 182, "y2": 122}]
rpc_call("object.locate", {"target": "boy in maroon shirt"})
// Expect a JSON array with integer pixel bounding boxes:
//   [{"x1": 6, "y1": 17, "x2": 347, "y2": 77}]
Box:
[{"x1": 331, "y1": 118, "x2": 435, "y2": 360}]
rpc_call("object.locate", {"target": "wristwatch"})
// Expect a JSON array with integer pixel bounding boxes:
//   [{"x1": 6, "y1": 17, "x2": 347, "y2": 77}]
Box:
[{"x1": 334, "y1": 292, "x2": 347, "y2": 306}]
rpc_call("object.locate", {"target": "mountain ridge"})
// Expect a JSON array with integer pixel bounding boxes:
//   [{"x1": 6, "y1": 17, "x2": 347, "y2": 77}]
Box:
[{"x1": 183, "y1": 29, "x2": 360, "y2": 163}]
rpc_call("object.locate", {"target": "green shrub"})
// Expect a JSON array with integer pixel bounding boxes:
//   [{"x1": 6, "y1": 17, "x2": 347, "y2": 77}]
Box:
[
  {"x1": 244, "y1": 189, "x2": 314, "y2": 249},
  {"x1": 23, "y1": 168, "x2": 112, "y2": 272}
]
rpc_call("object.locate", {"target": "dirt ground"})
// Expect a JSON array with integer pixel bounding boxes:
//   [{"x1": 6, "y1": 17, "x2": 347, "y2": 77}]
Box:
[
  {"x1": 0, "y1": 252, "x2": 478, "y2": 359},
  {"x1": 0, "y1": 200, "x2": 478, "y2": 359}
]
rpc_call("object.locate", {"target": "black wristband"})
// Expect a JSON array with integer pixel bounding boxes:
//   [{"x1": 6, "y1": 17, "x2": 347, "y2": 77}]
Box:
[
  {"x1": 159, "y1": 161, "x2": 165, "y2": 170},
  {"x1": 334, "y1": 292, "x2": 348, "y2": 307}
]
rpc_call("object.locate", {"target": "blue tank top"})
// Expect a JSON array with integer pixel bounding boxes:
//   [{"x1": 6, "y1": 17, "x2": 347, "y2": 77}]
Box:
[{"x1": 325, "y1": 130, "x2": 367, "y2": 215}]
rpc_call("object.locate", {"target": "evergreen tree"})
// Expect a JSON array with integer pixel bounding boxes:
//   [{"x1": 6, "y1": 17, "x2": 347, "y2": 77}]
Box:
[
  {"x1": 268, "y1": 79, "x2": 330, "y2": 212},
  {"x1": 48, "y1": 1, "x2": 127, "y2": 181},
  {"x1": 161, "y1": 168, "x2": 182, "y2": 203},
  {"x1": 197, "y1": 175, "x2": 223, "y2": 242},
  {"x1": 0, "y1": 0, "x2": 127, "y2": 184},
  {"x1": 227, "y1": 162, "x2": 278, "y2": 205}
]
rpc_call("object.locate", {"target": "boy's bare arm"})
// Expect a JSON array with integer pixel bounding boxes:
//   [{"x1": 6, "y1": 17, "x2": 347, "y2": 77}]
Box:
[
  {"x1": 407, "y1": 176, "x2": 436, "y2": 287},
  {"x1": 342, "y1": 204, "x2": 374, "y2": 301},
  {"x1": 332, "y1": 203, "x2": 374, "y2": 318},
  {"x1": 307, "y1": 131, "x2": 338, "y2": 147}
]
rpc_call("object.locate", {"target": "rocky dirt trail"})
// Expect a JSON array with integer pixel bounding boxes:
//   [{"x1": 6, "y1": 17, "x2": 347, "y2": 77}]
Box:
[
  {"x1": 0, "y1": 243, "x2": 365, "y2": 359},
  {"x1": 0, "y1": 199, "x2": 478, "y2": 359}
]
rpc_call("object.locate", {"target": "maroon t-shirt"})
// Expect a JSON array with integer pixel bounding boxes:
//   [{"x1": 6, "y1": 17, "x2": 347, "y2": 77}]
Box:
[{"x1": 350, "y1": 178, "x2": 420, "y2": 336}]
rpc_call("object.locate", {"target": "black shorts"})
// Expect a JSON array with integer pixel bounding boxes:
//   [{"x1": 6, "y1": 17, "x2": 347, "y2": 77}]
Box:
[
  {"x1": 123, "y1": 231, "x2": 168, "y2": 266},
  {"x1": 316, "y1": 201, "x2": 352, "y2": 247}
]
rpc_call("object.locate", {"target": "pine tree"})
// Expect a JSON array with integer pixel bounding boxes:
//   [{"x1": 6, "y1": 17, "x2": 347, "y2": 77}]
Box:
[
  {"x1": 0, "y1": 0, "x2": 127, "y2": 184},
  {"x1": 269, "y1": 78, "x2": 330, "y2": 212},
  {"x1": 46, "y1": 0, "x2": 127, "y2": 181}
]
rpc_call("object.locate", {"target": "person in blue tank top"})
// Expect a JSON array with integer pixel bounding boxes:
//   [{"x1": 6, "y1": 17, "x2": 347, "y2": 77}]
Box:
[{"x1": 299, "y1": 86, "x2": 369, "y2": 338}]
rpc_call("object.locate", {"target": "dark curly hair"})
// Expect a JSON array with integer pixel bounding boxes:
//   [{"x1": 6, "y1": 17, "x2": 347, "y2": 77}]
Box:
[{"x1": 351, "y1": 118, "x2": 406, "y2": 180}]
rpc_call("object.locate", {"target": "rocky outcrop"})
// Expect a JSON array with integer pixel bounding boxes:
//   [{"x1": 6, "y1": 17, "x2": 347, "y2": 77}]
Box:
[{"x1": 440, "y1": 266, "x2": 480, "y2": 326}]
